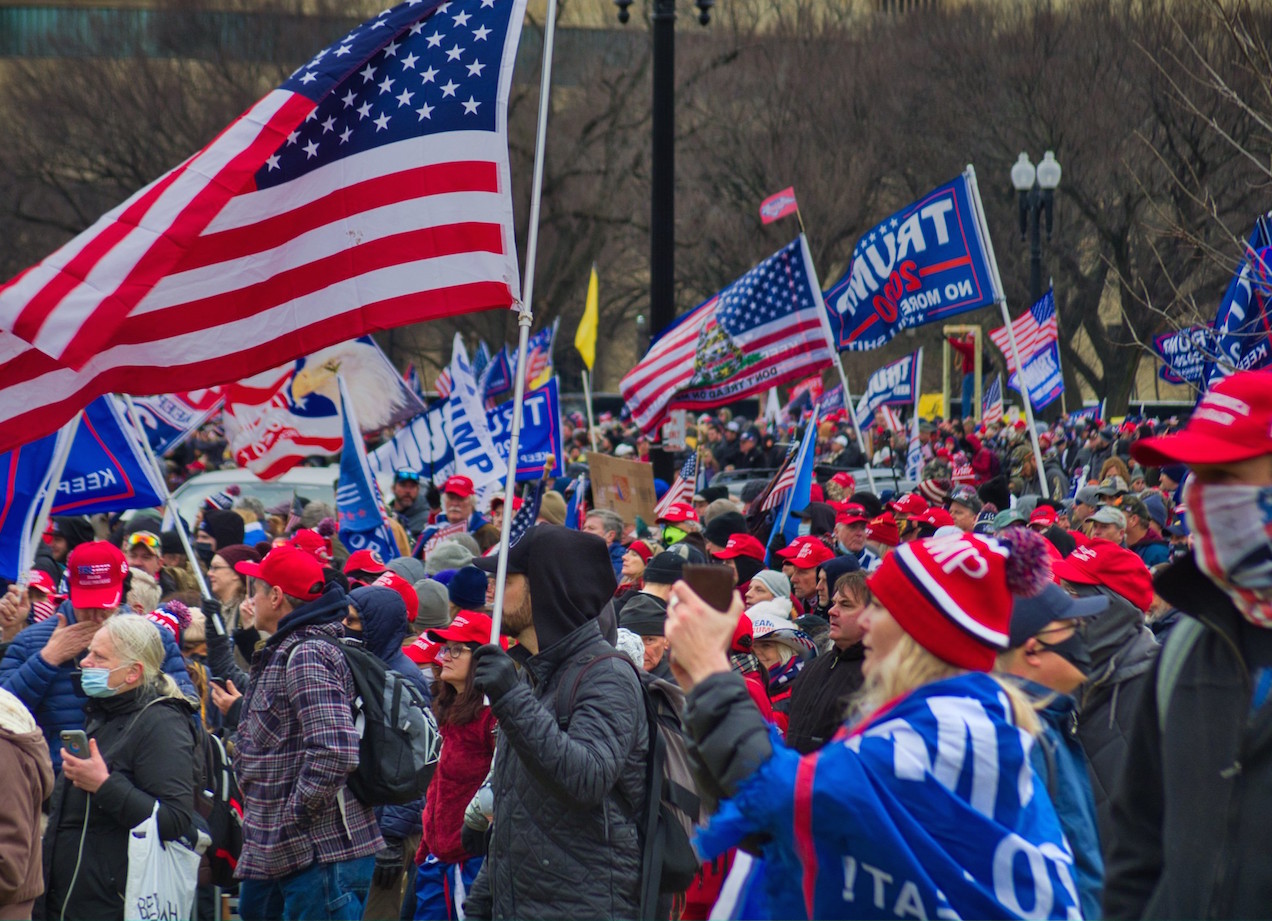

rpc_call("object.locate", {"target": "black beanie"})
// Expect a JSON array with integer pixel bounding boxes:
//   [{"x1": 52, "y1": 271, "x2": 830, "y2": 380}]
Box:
[
  {"x1": 199, "y1": 509, "x2": 245, "y2": 549},
  {"x1": 703, "y1": 511, "x2": 747, "y2": 548}
]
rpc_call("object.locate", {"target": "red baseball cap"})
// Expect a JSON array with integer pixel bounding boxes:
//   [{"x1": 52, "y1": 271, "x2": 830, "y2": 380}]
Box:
[
  {"x1": 912, "y1": 507, "x2": 955, "y2": 529},
  {"x1": 427, "y1": 609, "x2": 495, "y2": 645},
  {"x1": 866, "y1": 512, "x2": 901, "y2": 547},
  {"x1": 713, "y1": 533, "x2": 767, "y2": 561},
  {"x1": 887, "y1": 493, "x2": 929, "y2": 517},
  {"x1": 27, "y1": 569, "x2": 62, "y2": 599},
  {"x1": 442, "y1": 475, "x2": 475, "y2": 498},
  {"x1": 1132, "y1": 370, "x2": 1272, "y2": 466},
  {"x1": 1029, "y1": 506, "x2": 1057, "y2": 528},
  {"x1": 404, "y1": 635, "x2": 441, "y2": 666},
  {"x1": 343, "y1": 548, "x2": 388, "y2": 577},
  {"x1": 235, "y1": 545, "x2": 325, "y2": 602},
  {"x1": 1051, "y1": 539, "x2": 1154, "y2": 612},
  {"x1": 775, "y1": 536, "x2": 834, "y2": 569},
  {"x1": 658, "y1": 502, "x2": 699, "y2": 524},
  {"x1": 373, "y1": 571, "x2": 420, "y2": 623},
  {"x1": 289, "y1": 529, "x2": 333, "y2": 564},
  {"x1": 830, "y1": 472, "x2": 857, "y2": 492},
  {"x1": 835, "y1": 504, "x2": 870, "y2": 526},
  {"x1": 66, "y1": 541, "x2": 128, "y2": 608}
]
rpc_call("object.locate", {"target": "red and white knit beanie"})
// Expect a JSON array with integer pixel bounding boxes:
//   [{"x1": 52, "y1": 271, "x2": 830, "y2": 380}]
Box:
[{"x1": 867, "y1": 529, "x2": 1051, "y2": 671}]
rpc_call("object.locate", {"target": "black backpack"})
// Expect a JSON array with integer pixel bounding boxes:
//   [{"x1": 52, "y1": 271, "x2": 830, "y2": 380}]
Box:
[
  {"x1": 287, "y1": 636, "x2": 442, "y2": 806},
  {"x1": 557, "y1": 652, "x2": 706, "y2": 919},
  {"x1": 194, "y1": 729, "x2": 243, "y2": 888}
]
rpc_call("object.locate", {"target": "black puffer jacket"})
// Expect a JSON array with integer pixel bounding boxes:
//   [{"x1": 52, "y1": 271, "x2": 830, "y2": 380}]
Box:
[
  {"x1": 1072, "y1": 584, "x2": 1159, "y2": 843},
  {"x1": 784, "y1": 642, "x2": 865, "y2": 755},
  {"x1": 43, "y1": 688, "x2": 196, "y2": 921},
  {"x1": 464, "y1": 619, "x2": 648, "y2": 920},
  {"x1": 1104, "y1": 556, "x2": 1272, "y2": 920}
]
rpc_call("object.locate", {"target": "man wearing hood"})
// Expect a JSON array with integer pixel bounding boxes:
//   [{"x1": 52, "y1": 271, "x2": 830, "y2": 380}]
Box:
[
  {"x1": 233, "y1": 545, "x2": 383, "y2": 920},
  {"x1": 465, "y1": 525, "x2": 649, "y2": 920}
]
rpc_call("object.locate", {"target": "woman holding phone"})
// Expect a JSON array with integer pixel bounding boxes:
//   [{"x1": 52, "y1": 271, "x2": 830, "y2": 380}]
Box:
[
  {"x1": 44, "y1": 616, "x2": 197, "y2": 921},
  {"x1": 667, "y1": 529, "x2": 1084, "y2": 920}
]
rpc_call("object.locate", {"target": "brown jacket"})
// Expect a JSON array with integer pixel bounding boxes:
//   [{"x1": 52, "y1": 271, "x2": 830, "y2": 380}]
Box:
[{"x1": 0, "y1": 688, "x2": 54, "y2": 913}]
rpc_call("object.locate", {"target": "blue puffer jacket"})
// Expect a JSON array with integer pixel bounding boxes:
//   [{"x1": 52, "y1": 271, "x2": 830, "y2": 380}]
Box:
[{"x1": 0, "y1": 601, "x2": 196, "y2": 771}]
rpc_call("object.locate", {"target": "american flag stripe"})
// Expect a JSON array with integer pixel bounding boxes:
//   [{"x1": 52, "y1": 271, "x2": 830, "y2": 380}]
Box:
[
  {"x1": 761, "y1": 464, "x2": 797, "y2": 512},
  {"x1": 988, "y1": 292, "x2": 1057, "y2": 373},
  {"x1": 6, "y1": 91, "x2": 309, "y2": 364},
  {"x1": 653, "y1": 454, "x2": 696, "y2": 518},
  {"x1": 982, "y1": 376, "x2": 1004, "y2": 424},
  {"x1": 0, "y1": 0, "x2": 525, "y2": 455}
]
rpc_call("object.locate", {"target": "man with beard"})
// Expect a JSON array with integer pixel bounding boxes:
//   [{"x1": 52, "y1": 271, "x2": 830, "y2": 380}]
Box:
[
  {"x1": 465, "y1": 525, "x2": 649, "y2": 920},
  {"x1": 1104, "y1": 372, "x2": 1272, "y2": 919}
]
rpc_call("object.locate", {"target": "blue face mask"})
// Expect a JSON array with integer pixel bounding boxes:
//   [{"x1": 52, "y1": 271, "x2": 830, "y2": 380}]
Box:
[
  {"x1": 796, "y1": 521, "x2": 812, "y2": 537},
  {"x1": 81, "y1": 665, "x2": 127, "y2": 698}
]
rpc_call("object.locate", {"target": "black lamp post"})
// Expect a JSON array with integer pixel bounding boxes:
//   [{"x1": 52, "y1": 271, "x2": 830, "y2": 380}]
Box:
[
  {"x1": 614, "y1": 0, "x2": 713, "y2": 479},
  {"x1": 1010, "y1": 150, "x2": 1061, "y2": 305}
]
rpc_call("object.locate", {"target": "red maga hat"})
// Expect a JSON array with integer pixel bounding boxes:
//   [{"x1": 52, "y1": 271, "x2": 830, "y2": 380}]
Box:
[
  {"x1": 713, "y1": 533, "x2": 767, "y2": 561},
  {"x1": 1051, "y1": 539, "x2": 1154, "y2": 613},
  {"x1": 1132, "y1": 370, "x2": 1272, "y2": 467}
]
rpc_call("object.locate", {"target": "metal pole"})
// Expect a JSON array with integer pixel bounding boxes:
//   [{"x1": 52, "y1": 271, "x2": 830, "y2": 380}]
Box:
[
  {"x1": 580, "y1": 369, "x2": 599, "y2": 452},
  {"x1": 649, "y1": 0, "x2": 677, "y2": 488},
  {"x1": 1029, "y1": 189, "x2": 1043, "y2": 306},
  {"x1": 799, "y1": 234, "x2": 877, "y2": 492},
  {"x1": 966, "y1": 164, "x2": 1051, "y2": 499},
  {"x1": 490, "y1": 0, "x2": 560, "y2": 643}
]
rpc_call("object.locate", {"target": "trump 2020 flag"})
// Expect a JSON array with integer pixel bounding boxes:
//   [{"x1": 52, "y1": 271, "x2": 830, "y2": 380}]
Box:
[
  {"x1": 336, "y1": 375, "x2": 399, "y2": 562},
  {"x1": 1204, "y1": 216, "x2": 1272, "y2": 388},
  {"x1": 129, "y1": 389, "x2": 225, "y2": 457},
  {"x1": 0, "y1": 0, "x2": 527, "y2": 455},
  {"x1": 854, "y1": 350, "x2": 922, "y2": 429},
  {"x1": 759, "y1": 187, "x2": 799, "y2": 225},
  {"x1": 1153, "y1": 326, "x2": 1212, "y2": 386},
  {"x1": 621, "y1": 236, "x2": 835, "y2": 434},
  {"x1": 50, "y1": 397, "x2": 167, "y2": 517},
  {"x1": 224, "y1": 336, "x2": 425, "y2": 479},
  {"x1": 0, "y1": 428, "x2": 70, "y2": 582},
  {"x1": 823, "y1": 171, "x2": 999, "y2": 351}
]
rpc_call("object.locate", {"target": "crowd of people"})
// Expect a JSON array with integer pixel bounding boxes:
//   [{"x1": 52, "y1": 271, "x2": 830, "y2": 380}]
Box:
[{"x1": 0, "y1": 368, "x2": 1269, "y2": 920}]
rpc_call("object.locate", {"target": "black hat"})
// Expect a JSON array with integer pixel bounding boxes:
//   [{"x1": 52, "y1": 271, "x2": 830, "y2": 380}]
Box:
[
  {"x1": 643, "y1": 551, "x2": 687, "y2": 585},
  {"x1": 160, "y1": 530, "x2": 185, "y2": 556},
  {"x1": 703, "y1": 511, "x2": 747, "y2": 548},
  {"x1": 619, "y1": 592, "x2": 668, "y2": 636},
  {"x1": 697, "y1": 485, "x2": 730, "y2": 504},
  {"x1": 1007, "y1": 584, "x2": 1108, "y2": 648}
]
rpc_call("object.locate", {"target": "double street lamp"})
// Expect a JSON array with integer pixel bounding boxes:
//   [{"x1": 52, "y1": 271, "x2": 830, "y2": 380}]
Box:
[{"x1": 1010, "y1": 150, "x2": 1062, "y2": 305}]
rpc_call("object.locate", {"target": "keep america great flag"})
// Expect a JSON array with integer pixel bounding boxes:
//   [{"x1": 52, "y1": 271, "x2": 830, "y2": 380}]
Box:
[{"x1": 0, "y1": 0, "x2": 526, "y2": 453}]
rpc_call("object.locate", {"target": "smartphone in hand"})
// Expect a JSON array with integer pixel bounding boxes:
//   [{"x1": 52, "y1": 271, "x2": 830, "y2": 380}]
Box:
[
  {"x1": 681, "y1": 564, "x2": 736, "y2": 612},
  {"x1": 60, "y1": 730, "x2": 90, "y2": 759}
]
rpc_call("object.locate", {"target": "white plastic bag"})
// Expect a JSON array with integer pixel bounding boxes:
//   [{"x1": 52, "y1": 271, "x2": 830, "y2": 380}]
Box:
[{"x1": 124, "y1": 803, "x2": 204, "y2": 921}]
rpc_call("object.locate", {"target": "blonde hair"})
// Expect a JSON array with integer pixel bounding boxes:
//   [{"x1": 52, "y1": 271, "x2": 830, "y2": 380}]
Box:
[
  {"x1": 851, "y1": 632, "x2": 1040, "y2": 736},
  {"x1": 103, "y1": 615, "x2": 185, "y2": 701}
]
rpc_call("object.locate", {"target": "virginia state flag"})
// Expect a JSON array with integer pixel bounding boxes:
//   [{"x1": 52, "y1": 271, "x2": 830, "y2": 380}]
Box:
[
  {"x1": 336, "y1": 375, "x2": 399, "y2": 562},
  {"x1": 823, "y1": 171, "x2": 999, "y2": 351}
]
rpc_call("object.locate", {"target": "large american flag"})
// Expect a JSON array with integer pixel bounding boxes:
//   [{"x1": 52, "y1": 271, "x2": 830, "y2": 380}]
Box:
[
  {"x1": 620, "y1": 236, "x2": 834, "y2": 434},
  {"x1": 653, "y1": 452, "x2": 697, "y2": 519},
  {"x1": 988, "y1": 289, "x2": 1058, "y2": 373},
  {"x1": 982, "y1": 375, "x2": 1004, "y2": 424},
  {"x1": 0, "y1": 0, "x2": 527, "y2": 454}
]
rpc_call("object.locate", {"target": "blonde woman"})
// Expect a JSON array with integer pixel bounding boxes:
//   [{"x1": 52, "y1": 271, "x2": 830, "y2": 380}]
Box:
[
  {"x1": 667, "y1": 529, "x2": 1083, "y2": 920},
  {"x1": 44, "y1": 616, "x2": 197, "y2": 921}
]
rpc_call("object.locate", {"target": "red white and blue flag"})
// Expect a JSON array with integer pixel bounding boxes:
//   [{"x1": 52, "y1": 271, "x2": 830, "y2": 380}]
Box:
[
  {"x1": 982, "y1": 375, "x2": 1004, "y2": 424},
  {"x1": 989, "y1": 289, "x2": 1059, "y2": 372},
  {"x1": 0, "y1": 0, "x2": 527, "y2": 454},
  {"x1": 654, "y1": 452, "x2": 697, "y2": 520},
  {"x1": 759, "y1": 187, "x2": 799, "y2": 225},
  {"x1": 621, "y1": 236, "x2": 835, "y2": 434}
]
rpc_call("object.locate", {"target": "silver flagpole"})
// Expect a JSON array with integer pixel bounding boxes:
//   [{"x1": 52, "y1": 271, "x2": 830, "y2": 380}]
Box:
[
  {"x1": 24, "y1": 414, "x2": 82, "y2": 580},
  {"x1": 799, "y1": 233, "x2": 877, "y2": 493},
  {"x1": 966, "y1": 165, "x2": 1050, "y2": 499},
  {"x1": 489, "y1": 0, "x2": 560, "y2": 643}
]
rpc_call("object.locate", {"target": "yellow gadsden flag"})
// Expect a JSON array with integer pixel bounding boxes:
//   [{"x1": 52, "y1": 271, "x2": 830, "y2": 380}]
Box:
[{"x1": 575, "y1": 265, "x2": 599, "y2": 371}]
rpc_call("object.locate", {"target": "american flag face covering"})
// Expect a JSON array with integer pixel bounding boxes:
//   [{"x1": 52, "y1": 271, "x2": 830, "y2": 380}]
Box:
[{"x1": 1186, "y1": 479, "x2": 1272, "y2": 627}]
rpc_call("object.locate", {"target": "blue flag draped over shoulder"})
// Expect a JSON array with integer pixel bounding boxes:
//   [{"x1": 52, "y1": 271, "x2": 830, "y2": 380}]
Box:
[
  {"x1": 697, "y1": 672, "x2": 1081, "y2": 920},
  {"x1": 336, "y1": 375, "x2": 399, "y2": 561},
  {"x1": 824, "y1": 172, "x2": 1000, "y2": 352}
]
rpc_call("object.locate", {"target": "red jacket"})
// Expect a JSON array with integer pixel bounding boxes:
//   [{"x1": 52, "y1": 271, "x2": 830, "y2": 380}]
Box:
[{"x1": 418, "y1": 707, "x2": 497, "y2": 864}]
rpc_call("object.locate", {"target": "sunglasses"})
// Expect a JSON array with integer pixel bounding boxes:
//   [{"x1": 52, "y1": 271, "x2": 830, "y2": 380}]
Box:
[
  {"x1": 395, "y1": 470, "x2": 421, "y2": 483},
  {"x1": 127, "y1": 532, "x2": 161, "y2": 551}
]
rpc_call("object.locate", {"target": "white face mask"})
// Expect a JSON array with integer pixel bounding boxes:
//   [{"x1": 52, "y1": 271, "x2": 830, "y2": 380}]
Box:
[
  {"x1": 796, "y1": 521, "x2": 812, "y2": 537},
  {"x1": 1185, "y1": 479, "x2": 1272, "y2": 627}
]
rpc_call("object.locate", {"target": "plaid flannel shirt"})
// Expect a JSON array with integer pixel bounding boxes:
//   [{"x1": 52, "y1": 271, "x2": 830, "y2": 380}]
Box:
[{"x1": 234, "y1": 618, "x2": 383, "y2": 879}]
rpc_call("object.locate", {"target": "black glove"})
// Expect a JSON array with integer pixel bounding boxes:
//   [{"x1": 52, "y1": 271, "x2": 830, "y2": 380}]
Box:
[
  {"x1": 201, "y1": 597, "x2": 226, "y2": 637},
  {"x1": 471, "y1": 644, "x2": 519, "y2": 704},
  {"x1": 372, "y1": 839, "x2": 403, "y2": 889}
]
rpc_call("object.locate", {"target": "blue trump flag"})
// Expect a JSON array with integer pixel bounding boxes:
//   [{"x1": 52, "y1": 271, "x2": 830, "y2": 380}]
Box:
[
  {"x1": 481, "y1": 345, "x2": 515, "y2": 407},
  {"x1": 1204, "y1": 215, "x2": 1272, "y2": 388},
  {"x1": 1008, "y1": 344, "x2": 1065, "y2": 410},
  {"x1": 336, "y1": 375, "x2": 398, "y2": 561},
  {"x1": 854, "y1": 350, "x2": 922, "y2": 428},
  {"x1": 52, "y1": 396, "x2": 166, "y2": 517},
  {"x1": 1153, "y1": 326, "x2": 1213, "y2": 386},
  {"x1": 0, "y1": 431, "x2": 63, "y2": 582},
  {"x1": 768, "y1": 405, "x2": 820, "y2": 555},
  {"x1": 824, "y1": 171, "x2": 999, "y2": 351}
]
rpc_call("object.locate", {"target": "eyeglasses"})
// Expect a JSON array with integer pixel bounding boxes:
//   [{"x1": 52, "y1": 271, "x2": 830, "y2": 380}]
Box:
[
  {"x1": 127, "y1": 532, "x2": 160, "y2": 551},
  {"x1": 437, "y1": 644, "x2": 472, "y2": 660},
  {"x1": 207, "y1": 563, "x2": 234, "y2": 572}
]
